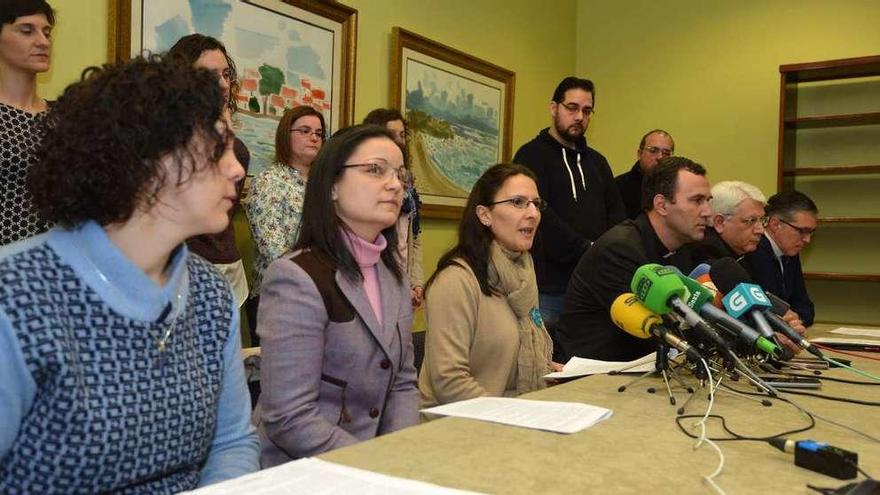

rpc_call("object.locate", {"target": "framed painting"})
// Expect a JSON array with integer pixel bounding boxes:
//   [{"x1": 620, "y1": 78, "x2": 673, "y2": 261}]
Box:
[
  {"x1": 109, "y1": 0, "x2": 357, "y2": 177},
  {"x1": 390, "y1": 27, "x2": 515, "y2": 220}
]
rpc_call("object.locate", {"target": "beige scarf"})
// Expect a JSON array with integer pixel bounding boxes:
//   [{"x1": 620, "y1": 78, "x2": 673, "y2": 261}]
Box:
[{"x1": 487, "y1": 241, "x2": 553, "y2": 394}]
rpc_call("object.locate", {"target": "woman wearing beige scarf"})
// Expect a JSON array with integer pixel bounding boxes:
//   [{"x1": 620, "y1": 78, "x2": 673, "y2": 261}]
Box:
[{"x1": 419, "y1": 164, "x2": 559, "y2": 407}]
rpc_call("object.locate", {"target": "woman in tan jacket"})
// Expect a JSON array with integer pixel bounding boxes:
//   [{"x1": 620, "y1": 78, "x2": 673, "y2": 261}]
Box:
[{"x1": 419, "y1": 163, "x2": 559, "y2": 407}]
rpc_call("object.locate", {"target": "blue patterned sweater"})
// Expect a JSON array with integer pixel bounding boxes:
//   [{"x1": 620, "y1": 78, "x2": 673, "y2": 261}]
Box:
[{"x1": 0, "y1": 222, "x2": 259, "y2": 493}]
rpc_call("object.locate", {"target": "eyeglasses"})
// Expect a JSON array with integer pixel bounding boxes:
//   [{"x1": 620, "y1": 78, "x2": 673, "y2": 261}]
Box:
[
  {"x1": 343, "y1": 162, "x2": 413, "y2": 184},
  {"x1": 727, "y1": 215, "x2": 768, "y2": 228},
  {"x1": 779, "y1": 218, "x2": 816, "y2": 237},
  {"x1": 291, "y1": 127, "x2": 325, "y2": 139},
  {"x1": 641, "y1": 146, "x2": 673, "y2": 157},
  {"x1": 489, "y1": 196, "x2": 548, "y2": 211},
  {"x1": 558, "y1": 102, "x2": 594, "y2": 116}
]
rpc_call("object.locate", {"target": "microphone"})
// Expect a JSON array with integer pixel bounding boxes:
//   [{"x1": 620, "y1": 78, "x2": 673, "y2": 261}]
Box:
[
  {"x1": 674, "y1": 271, "x2": 780, "y2": 358},
  {"x1": 710, "y1": 258, "x2": 821, "y2": 358},
  {"x1": 630, "y1": 264, "x2": 734, "y2": 358},
  {"x1": 689, "y1": 263, "x2": 724, "y2": 308},
  {"x1": 610, "y1": 293, "x2": 703, "y2": 361},
  {"x1": 710, "y1": 259, "x2": 776, "y2": 338}
]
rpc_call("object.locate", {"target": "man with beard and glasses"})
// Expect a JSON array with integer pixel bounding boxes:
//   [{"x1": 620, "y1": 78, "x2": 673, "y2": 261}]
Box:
[
  {"x1": 560, "y1": 157, "x2": 711, "y2": 361},
  {"x1": 513, "y1": 77, "x2": 625, "y2": 337}
]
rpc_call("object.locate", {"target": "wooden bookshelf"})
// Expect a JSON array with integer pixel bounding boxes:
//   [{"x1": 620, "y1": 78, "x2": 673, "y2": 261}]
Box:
[
  {"x1": 804, "y1": 272, "x2": 880, "y2": 283},
  {"x1": 778, "y1": 55, "x2": 880, "y2": 314},
  {"x1": 783, "y1": 111, "x2": 880, "y2": 129},
  {"x1": 782, "y1": 165, "x2": 880, "y2": 177},
  {"x1": 817, "y1": 217, "x2": 880, "y2": 224}
]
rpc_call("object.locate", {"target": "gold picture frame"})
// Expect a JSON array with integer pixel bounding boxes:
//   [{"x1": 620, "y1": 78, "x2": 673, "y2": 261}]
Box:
[{"x1": 390, "y1": 27, "x2": 515, "y2": 220}]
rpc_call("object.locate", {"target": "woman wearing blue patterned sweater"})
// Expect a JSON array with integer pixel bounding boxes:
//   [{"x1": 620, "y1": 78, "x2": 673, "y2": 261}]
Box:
[{"x1": 0, "y1": 55, "x2": 259, "y2": 492}]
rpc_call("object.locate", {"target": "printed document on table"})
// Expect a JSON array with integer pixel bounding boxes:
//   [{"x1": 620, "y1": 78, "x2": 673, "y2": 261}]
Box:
[
  {"x1": 544, "y1": 352, "x2": 655, "y2": 379},
  {"x1": 181, "y1": 457, "x2": 482, "y2": 494},
  {"x1": 812, "y1": 336, "x2": 880, "y2": 346},
  {"x1": 421, "y1": 397, "x2": 612, "y2": 434},
  {"x1": 830, "y1": 327, "x2": 880, "y2": 338}
]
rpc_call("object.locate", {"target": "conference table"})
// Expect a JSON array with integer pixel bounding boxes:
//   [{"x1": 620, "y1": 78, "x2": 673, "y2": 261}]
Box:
[{"x1": 319, "y1": 324, "x2": 880, "y2": 494}]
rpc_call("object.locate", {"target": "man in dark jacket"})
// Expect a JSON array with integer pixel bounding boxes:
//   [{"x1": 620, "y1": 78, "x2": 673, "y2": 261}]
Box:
[
  {"x1": 615, "y1": 130, "x2": 675, "y2": 220},
  {"x1": 560, "y1": 157, "x2": 711, "y2": 361},
  {"x1": 513, "y1": 77, "x2": 625, "y2": 327},
  {"x1": 745, "y1": 190, "x2": 818, "y2": 327}
]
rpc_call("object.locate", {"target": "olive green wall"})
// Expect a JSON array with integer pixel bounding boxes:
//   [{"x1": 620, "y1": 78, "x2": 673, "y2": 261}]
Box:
[
  {"x1": 574, "y1": 0, "x2": 880, "y2": 193},
  {"x1": 574, "y1": 1, "x2": 880, "y2": 324}
]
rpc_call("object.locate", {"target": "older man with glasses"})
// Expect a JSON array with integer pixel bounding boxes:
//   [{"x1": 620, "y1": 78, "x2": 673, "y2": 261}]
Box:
[
  {"x1": 615, "y1": 129, "x2": 675, "y2": 220},
  {"x1": 746, "y1": 190, "x2": 818, "y2": 328},
  {"x1": 689, "y1": 180, "x2": 767, "y2": 265}
]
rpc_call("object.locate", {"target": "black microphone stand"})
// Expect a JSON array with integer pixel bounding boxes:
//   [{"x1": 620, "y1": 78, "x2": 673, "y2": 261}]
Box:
[{"x1": 615, "y1": 342, "x2": 694, "y2": 406}]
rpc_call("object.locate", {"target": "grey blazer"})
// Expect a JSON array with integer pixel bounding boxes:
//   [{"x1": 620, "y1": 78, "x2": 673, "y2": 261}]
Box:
[{"x1": 255, "y1": 248, "x2": 419, "y2": 467}]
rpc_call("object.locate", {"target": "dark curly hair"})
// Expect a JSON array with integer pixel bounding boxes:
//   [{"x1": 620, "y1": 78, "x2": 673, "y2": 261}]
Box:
[
  {"x1": 28, "y1": 54, "x2": 226, "y2": 227},
  {"x1": 167, "y1": 33, "x2": 239, "y2": 114}
]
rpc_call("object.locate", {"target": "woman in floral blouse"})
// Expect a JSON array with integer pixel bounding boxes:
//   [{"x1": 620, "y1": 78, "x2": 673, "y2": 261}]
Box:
[{"x1": 245, "y1": 105, "x2": 325, "y2": 296}]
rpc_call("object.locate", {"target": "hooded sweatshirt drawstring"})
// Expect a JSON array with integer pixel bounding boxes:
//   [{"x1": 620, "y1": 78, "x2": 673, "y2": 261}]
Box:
[{"x1": 560, "y1": 147, "x2": 586, "y2": 202}]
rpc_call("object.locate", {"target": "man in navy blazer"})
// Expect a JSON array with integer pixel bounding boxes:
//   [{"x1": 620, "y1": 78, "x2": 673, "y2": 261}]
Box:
[{"x1": 745, "y1": 190, "x2": 818, "y2": 327}]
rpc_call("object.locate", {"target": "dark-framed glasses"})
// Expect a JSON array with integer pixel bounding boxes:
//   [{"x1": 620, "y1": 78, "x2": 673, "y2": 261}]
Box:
[
  {"x1": 343, "y1": 162, "x2": 413, "y2": 184},
  {"x1": 779, "y1": 218, "x2": 816, "y2": 237},
  {"x1": 291, "y1": 127, "x2": 325, "y2": 139},
  {"x1": 489, "y1": 196, "x2": 547, "y2": 211},
  {"x1": 558, "y1": 102, "x2": 594, "y2": 116},
  {"x1": 641, "y1": 145, "x2": 673, "y2": 157}
]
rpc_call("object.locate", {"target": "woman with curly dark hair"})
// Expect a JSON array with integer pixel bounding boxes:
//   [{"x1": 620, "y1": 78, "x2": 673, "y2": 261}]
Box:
[
  {"x1": 0, "y1": 55, "x2": 259, "y2": 492},
  {"x1": 0, "y1": 0, "x2": 55, "y2": 245}
]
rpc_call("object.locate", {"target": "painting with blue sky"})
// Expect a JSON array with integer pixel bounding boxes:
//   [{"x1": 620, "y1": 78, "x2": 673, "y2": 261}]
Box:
[
  {"x1": 403, "y1": 58, "x2": 503, "y2": 200},
  {"x1": 139, "y1": 0, "x2": 339, "y2": 176}
]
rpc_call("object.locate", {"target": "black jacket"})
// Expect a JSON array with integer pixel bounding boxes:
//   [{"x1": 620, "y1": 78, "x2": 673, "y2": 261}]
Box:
[
  {"x1": 559, "y1": 214, "x2": 693, "y2": 361},
  {"x1": 614, "y1": 161, "x2": 644, "y2": 220},
  {"x1": 744, "y1": 235, "x2": 815, "y2": 326},
  {"x1": 513, "y1": 129, "x2": 625, "y2": 294}
]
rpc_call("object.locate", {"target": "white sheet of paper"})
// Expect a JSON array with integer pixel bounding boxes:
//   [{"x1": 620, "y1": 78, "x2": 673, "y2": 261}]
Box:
[
  {"x1": 811, "y1": 336, "x2": 880, "y2": 346},
  {"x1": 544, "y1": 352, "x2": 656, "y2": 379},
  {"x1": 180, "y1": 457, "x2": 482, "y2": 494},
  {"x1": 830, "y1": 327, "x2": 880, "y2": 338},
  {"x1": 421, "y1": 397, "x2": 612, "y2": 434}
]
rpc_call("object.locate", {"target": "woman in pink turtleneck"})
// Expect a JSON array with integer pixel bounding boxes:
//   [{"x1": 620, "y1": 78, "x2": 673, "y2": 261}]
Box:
[{"x1": 254, "y1": 124, "x2": 419, "y2": 466}]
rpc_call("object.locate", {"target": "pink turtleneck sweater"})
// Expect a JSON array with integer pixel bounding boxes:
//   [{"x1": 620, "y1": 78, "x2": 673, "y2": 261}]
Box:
[{"x1": 342, "y1": 229, "x2": 387, "y2": 325}]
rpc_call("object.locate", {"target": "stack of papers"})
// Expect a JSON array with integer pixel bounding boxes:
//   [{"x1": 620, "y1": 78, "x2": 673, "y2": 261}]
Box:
[
  {"x1": 421, "y1": 397, "x2": 612, "y2": 434},
  {"x1": 181, "y1": 458, "x2": 481, "y2": 494},
  {"x1": 543, "y1": 353, "x2": 656, "y2": 380},
  {"x1": 829, "y1": 327, "x2": 880, "y2": 338}
]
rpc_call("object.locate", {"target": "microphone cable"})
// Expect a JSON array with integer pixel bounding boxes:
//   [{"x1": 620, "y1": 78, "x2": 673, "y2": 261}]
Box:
[{"x1": 688, "y1": 358, "x2": 726, "y2": 495}]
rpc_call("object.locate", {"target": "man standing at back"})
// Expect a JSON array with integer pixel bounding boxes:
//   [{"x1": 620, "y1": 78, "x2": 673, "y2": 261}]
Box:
[
  {"x1": 513, "y1": 77, "x2": 625, "y2": 327},
  {"x1": 615, "y1": 130, "x2": 675, "y2": 220}
]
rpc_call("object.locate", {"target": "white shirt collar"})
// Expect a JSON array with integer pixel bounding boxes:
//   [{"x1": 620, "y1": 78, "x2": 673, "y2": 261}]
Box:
[{"x1": 765, "y1": 232, "x2": 784, "y2": 259}]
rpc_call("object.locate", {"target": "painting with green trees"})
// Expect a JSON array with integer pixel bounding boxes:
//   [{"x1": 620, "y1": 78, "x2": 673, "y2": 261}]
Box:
[{"x1": 140, "y1": 0, "x2": 338, "y2": 176}]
